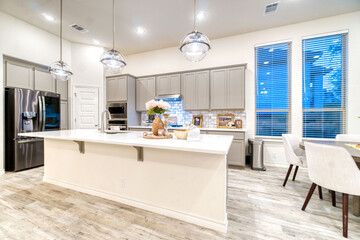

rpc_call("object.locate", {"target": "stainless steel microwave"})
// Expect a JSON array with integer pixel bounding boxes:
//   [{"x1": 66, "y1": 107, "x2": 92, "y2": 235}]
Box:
[{"x1": 107, "y1": 102, "x2": 127, "y2": 119}]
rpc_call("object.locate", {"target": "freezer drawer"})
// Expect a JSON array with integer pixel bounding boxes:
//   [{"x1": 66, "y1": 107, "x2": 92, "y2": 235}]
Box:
[{"x1": 10, "y1": 138, "x2": 44, "y2": 171}]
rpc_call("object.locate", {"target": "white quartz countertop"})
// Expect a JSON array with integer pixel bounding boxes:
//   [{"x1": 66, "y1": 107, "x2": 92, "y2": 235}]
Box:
[
  {"x1": 19, "y1": 129, "x2": 234, "y2": 155},
  {"x1": 128, "y1": 126, "x2": 247, "y2": 132}
]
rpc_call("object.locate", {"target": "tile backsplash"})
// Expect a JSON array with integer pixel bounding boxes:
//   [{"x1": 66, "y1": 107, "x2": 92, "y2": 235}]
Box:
[{"x1": 141, "y1": 99, "x2": 246, "y2": 128}]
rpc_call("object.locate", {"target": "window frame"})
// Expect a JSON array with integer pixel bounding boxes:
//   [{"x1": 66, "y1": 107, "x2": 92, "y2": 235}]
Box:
[
  {"x1": 254, "y1": 41, "x2": 292, "y2": 138},
  {"x1": 301, "y1": 33, "x2": 348, "y2": 139}
]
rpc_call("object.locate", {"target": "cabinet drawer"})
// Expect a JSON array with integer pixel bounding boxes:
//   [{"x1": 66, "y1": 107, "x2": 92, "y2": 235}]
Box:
[{"x1": 206, "y1": 131, "x2": 245, "y2": 140}]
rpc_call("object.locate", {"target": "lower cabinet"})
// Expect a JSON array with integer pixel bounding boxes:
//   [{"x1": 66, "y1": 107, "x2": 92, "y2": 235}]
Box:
[{"x1": 205, "y1": 131, "x2": 245, "y2": 167}]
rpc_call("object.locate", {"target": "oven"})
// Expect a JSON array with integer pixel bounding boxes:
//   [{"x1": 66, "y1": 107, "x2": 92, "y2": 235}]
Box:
[{"x1": 107, "y1": 102, "x2": 127, "y2": 119}]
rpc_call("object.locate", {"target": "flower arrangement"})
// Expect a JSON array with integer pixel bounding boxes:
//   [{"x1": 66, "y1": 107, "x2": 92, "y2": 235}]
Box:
[{"x1": 146, "y1": 99, "x2": 170, "y2": 115}]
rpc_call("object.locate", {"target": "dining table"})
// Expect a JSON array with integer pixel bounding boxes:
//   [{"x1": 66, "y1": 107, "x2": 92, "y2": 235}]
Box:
[{"x1": 299, "y1": 140, "x2": 360, "y2": 216}]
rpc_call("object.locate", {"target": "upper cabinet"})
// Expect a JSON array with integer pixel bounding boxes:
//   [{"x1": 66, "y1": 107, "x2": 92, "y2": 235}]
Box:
[
  {"x1": 5, "y1": 61, "x2": 33, "y2": 89},
  {"x1": 181, "y1": 71, "x2": 209, "y2": 110},
  {"x1": 34, "y1": 69, "x2": 55, "y2": 92},
  {"x1": 106, "y1": 76, "x2": 127, "y2": 102},
  {"x1": 156, "y1": 74, "x2": 180, "y2": 96},
  {"x1": 136, "y1": 77, "x2": 155, "y2": 111},
  {"x1": 210, "y1": 66, "x2": 245, "y2": 110}
]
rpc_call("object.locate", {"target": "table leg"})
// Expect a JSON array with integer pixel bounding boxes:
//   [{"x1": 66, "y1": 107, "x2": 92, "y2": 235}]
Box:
[{"x1": 353, "y1": 195, "x2": 360, "y2": 217}]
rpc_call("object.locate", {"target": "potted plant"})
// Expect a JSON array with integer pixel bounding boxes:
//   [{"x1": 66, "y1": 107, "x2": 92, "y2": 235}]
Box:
[{"x1": 146, "y1": 100, "x2": 170, "y2": 135}]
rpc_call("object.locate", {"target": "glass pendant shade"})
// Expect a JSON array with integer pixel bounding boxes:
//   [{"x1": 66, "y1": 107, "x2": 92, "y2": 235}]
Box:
[
  {"x1": 100, "y1": 49, "x2": 126, "y2": 74},
  {"x1": 180, "y1": 31, "x2": 210, "y2": 62},
  {"x1": 50, "y1": 61, "x2": 73, "y2": 81}
]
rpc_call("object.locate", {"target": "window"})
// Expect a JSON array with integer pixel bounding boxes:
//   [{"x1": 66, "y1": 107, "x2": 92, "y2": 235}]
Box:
[
  {"x1": 255, "y1": 42, "x2": 291, "y2": 137},
  {"x1": 302, "y1": 33, "x2": 347, "y2": 138}
]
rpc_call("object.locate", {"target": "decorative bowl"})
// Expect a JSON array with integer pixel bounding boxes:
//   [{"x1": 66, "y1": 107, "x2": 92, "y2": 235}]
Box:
[{"x1": 174, "y1": 130, "x2": 188, "y2": 140}]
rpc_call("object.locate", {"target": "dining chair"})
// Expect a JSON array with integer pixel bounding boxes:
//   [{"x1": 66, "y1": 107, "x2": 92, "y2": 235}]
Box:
[
  {"x1": 302, "y1": 142, "x2": 360, "y2": 238},
  {"x1": 336, "y1": 134, "x2": 360, "y2": 142},
  {"x1": 282, "y1": 134, "x2": 324, "y2": 198}
]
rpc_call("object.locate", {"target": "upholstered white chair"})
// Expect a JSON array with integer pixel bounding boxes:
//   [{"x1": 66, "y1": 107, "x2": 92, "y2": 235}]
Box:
[
  {"x1": 336, "y1": 134, "x2": 360, "y2": 142},
  {"x1": 282, "y1": 134, "x2": 324, "y2": 198},
  {"x1": 302, "y1": 142, "x2": 360, "y2": 238}
]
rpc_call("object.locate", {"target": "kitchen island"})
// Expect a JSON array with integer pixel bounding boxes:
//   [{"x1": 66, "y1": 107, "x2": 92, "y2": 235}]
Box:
[{"x1": 19, "y1": 129, "x2": 233, "y2": 232}]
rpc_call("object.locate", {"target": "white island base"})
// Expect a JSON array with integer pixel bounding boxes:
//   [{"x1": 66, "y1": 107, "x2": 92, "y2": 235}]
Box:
[{"x1": 35, "y1": 131, "x2": 230, "y2": 233}]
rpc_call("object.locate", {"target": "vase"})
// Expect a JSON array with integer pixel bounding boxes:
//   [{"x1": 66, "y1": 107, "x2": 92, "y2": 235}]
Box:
[{"x1": 152, "y1": 115, "x2": 164, "y2": 136}]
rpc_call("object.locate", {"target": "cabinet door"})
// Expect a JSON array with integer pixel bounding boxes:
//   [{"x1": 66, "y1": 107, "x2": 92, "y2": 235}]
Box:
[
  {"x1": 136, "y1": 77, "x2": 155, "y2": 111},
  {"x1": 196, "y1": 71, "x2": 210, "y2": 110},
  {"x1": 5, "y1": 61, "x2": 33, "y2": 89},
  {"x1": 227, "y1": 67, "x2": 245, "y2": 109},
  {"x1": 106, "y1": 78, "x2": 118, "y2": 102},
  {"x1": 156, "y1": 75, "x2": 170, "y2": 96},
  {"x1": 116, "y1": 76, "x2": 128, "y2": 101},
  {"x1": 60, "y1": 101, "x2": 68, "y2": 129},
  {"x1": 34, "y1": 69, "x2": 55, "y2": 92},
  {"x1": 181, "y1": 72, "x2": 196, "y2": 110},
  {"x1": 169, "y1": 74, "x2": 180, "y2": 94},
  {"x1": 156, "y1": 74, "x2": 180, "y2": 95},
  {"x1": 227, "y1": 140, "x2": 245, "y2": 166},
  {"x1": 56, "y1": 80, "x2": 68, "y2": 100},
  {"x1": 210, "y1": 69, "x2": 227, "y2": 109}
]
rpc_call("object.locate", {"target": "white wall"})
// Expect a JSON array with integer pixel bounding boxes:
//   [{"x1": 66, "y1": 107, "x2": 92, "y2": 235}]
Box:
[
  {"x1": 70, "y1": 43, "x2": 105, "y2": 128},
  {"x1": 123, "y1": 11, "x2": 360, "y2": 166}
]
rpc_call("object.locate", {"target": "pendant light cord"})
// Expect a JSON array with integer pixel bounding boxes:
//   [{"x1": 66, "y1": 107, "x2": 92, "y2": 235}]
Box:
[
  {"x1": 193, "y1": 0, "x2": 196, "y2": 31},
  {"x1": 60, "y1": 0, "x2": 63, "y2": 62},
  {"x1": 113, "y1": 0, "x2": 115, "y2": 50}
]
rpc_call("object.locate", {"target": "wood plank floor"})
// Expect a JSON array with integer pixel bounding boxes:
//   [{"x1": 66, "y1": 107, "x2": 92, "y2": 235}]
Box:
[{"x1": 0, "y1": 166, "x2": 359, "y2": 240}]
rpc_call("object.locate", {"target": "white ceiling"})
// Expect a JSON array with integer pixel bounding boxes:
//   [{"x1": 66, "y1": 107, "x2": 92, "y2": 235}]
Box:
[{"x1": 1, "y1": 0, "x2": 359, "y2": 55}]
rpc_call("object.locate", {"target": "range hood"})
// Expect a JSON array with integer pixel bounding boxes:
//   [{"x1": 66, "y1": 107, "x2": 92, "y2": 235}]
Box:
[{"x1": 155, "y1": 94, "x2": 181, "y2": 100}]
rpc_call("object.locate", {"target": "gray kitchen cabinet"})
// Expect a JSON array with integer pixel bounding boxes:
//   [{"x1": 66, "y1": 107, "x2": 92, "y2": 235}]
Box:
[
  {"x1": 106, "y1": 76, "x2": 127, "y2": 102},
  {"x1": 56, "y1": 79, "x2": 68, "y2": 100},
  {"x1": 156, "y1": 74, "x2": 180, "y2": 96},
  {"x1": 210, "y1": 66, "x2": 245, "y2": 110},
  {"x1": 60, "y1": 100, "x2": 68, "y2": 130},
  {"x1": 136, "y1": 77, "x2": 156, "y2": 111},
  {"x1": 5, "y1": 61, "x2": 33, "y2": 89},
  {"x1": 210, "y1": 69, "x2": 227, "y2": 109},
  {"x1": 181, "y1": 71, "x2": 209, "y2": 110},
  {"x1": 227, "y1": 140, "x2": 245, "y2": 166},
  {"x1": 34, "y1": 69, "x2": 55, "y2": 92},
  {"x1": 206, "y1": 130, "x2": 245, "y2": 166}
]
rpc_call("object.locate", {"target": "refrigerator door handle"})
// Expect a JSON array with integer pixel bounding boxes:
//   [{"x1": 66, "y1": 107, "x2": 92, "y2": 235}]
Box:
[
  {"x1": 38, "y1": 96, "x2": 43, "y2": 130},
  {"x1": 41, "y1": 96, "x2": 46, "y2": 131}
]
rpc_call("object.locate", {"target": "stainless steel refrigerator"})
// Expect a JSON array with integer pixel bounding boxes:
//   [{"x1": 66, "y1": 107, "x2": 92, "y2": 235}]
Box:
[{"x1": 5, "y1": 87, "x2": 61, "y2": 171}]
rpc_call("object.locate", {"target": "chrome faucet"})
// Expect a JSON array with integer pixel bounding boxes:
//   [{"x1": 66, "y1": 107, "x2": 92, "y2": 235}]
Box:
[{"x1": 101, "y1": 110, "x2": 111, "y2": 133}]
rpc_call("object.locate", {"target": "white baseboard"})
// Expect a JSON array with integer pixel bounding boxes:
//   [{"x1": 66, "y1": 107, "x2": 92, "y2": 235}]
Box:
[
  {"x1": 264, "y1": 162, "x2": 289, "y2": 168},
  {"x1": 0, "y1": 169, "x2": 4, "y2": 175},
  {"x1": 43, "y1": 177, "x2": 228, "y2": 233}
]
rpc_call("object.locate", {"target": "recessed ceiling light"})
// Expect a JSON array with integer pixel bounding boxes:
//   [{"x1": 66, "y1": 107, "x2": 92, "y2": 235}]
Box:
[
  {"x1": 196, "y1": 11, "x2": 206, "y2": 20},
  {"x1": 93, "y1": 39, "x2": 100, "y2": 45},
  {"x1": 136, "y1": 27, "x2": 146, "y2": 35},
  {"x1": 264, "y1": 61, "x2": 269, "y2": 64},
  {"x1": 42, "y1": 13, "x2": 55, "y2": 22}
]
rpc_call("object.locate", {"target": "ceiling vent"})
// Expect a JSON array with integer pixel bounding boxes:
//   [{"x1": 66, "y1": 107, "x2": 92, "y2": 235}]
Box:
[
  {"x1": 265, "y1": 1, "x2": 279, "y2": 15},
  {"x1": 69, "y1": 24, "x2": 89, "y2": 33}
]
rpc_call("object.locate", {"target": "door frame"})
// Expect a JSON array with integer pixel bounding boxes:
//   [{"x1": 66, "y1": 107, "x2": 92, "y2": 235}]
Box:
[{"x1": 71, "y1": 85, "x2": 102, "y2": 129}]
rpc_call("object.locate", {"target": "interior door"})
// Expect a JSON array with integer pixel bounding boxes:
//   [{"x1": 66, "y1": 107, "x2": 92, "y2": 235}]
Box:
[{"x1": 74, "y1": 87, "x2": 99, "y2": 129}]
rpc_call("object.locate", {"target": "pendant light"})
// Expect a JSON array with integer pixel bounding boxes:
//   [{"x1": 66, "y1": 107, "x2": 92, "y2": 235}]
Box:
[
  {"x1": 179, "y1": 0, "x2": 211, "y2": 62},
  {"x1": 49, "y1": 0, "x2": 73, "y2": 81},
  {"x1": 100, "y1": 0, "x2": 126, "y2": 73}
]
